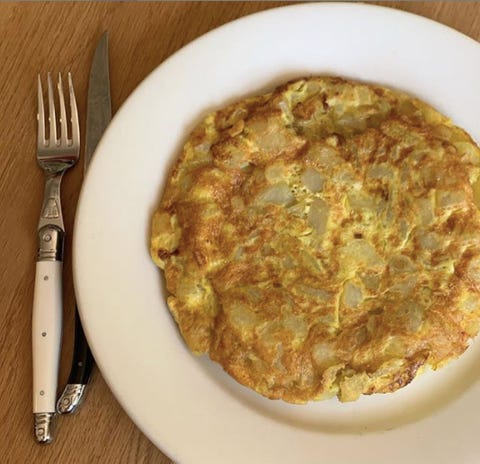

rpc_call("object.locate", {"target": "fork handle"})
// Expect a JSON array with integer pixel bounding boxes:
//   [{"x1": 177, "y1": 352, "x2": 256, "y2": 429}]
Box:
[
  {"x1": 32, "y1": 225, "x2": 64, "y2": 444},
  {"x1": 32, "y1": 260, "x2": 62, "y2": 442}
]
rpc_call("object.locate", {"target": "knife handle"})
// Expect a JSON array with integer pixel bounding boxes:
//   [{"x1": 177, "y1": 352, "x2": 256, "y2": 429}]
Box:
[
  {"x1": 57, "y1": 308, "x2": 94, "y2": 414},
  {"x1": 32, "y1": 260, "x2": 63, "y2": 443}
]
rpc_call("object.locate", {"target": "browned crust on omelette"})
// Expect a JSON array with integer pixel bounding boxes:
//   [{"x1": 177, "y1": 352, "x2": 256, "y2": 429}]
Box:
[{"x1": 151, "y1": 76, "x2": 480, "y2": 402}]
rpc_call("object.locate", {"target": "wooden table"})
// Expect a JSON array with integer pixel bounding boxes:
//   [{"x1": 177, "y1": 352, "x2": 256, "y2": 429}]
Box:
[{"x1": 1, "y1": 2, "x2": 480, "y2": 463}]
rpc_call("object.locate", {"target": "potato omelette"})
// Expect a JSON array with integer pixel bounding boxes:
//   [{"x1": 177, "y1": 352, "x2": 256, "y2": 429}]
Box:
[{"x1": 151, "y1": 76, "x2": 480, "y2": 403}]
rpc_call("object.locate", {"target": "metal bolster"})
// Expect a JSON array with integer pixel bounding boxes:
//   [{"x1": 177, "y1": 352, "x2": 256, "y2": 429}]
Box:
[
  {"x1": 37, "y1": 225, "x2": 64, "y2": 261},
  {"x1": 34, "y1": 412, "x2": 55, "y2": 444},
  {"x1": 57, "y1": 384, "x2": 86, "y2": 414}
]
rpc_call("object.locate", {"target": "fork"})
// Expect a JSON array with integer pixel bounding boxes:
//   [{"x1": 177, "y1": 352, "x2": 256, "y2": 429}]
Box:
[{"x1": 33, "y1": 73, "x2": 79, "y2": 444}]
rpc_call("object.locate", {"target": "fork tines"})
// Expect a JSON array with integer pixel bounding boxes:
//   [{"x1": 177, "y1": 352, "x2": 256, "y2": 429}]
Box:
[{"x1": 37, "y1": 73, "x2": 79, "y2": 151}]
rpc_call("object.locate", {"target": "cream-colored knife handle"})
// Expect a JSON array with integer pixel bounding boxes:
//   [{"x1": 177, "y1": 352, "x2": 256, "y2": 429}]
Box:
[{"x1": 32, "y1": 260, "x2": 62, "y2": 443}]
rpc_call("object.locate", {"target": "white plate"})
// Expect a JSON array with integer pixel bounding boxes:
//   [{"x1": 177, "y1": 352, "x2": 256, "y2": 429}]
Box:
[{"x1": 74, "y1": 3, "x2": 480, "y2": 463}]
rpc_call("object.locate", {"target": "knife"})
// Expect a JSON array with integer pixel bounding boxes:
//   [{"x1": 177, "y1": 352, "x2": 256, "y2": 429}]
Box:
[{"x1": 57, "y1": 32, "x2": 111, "y2": 415}]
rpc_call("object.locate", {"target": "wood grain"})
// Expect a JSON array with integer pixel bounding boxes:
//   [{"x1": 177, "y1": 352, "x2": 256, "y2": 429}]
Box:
[{"x1": 1, "y1": 2, "x2": 479, "y2": 463}]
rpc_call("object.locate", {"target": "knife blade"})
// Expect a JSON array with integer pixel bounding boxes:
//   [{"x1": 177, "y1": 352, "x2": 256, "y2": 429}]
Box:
[
  {"x1": 57, "y1": 32, "x2": 111, "y2": 415},
  {"x1": 84, "y1": 32, "x2": 112, "y2": 168}
]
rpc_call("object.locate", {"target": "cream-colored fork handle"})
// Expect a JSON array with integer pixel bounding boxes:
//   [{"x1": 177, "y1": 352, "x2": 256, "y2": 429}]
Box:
[
  {"x1": 33, "y1": 172, "x2": 65, "y2": 444},
  {"x1": 32, "y1": 261, "x2": 62, "y2": 415}
]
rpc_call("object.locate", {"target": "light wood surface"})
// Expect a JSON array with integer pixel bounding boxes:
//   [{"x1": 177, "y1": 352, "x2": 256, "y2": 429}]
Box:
[{"x1": 1, "y1": 2, "x2": 480, "y2": 463}]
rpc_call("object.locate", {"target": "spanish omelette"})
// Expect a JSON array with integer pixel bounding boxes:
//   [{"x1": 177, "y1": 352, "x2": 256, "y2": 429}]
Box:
[{"x1": 150, "y1": 76, "x2": 480, "y2": 403}]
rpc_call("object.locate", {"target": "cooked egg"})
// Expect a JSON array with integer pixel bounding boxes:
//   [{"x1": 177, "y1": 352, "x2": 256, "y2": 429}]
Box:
[{"x1": 151, "y1": 76, "x2": 480, "y2": 403}]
